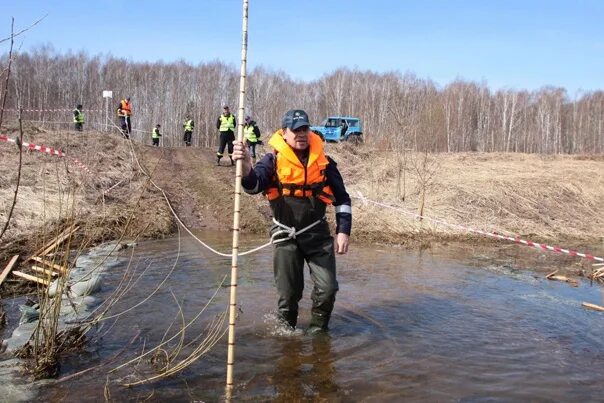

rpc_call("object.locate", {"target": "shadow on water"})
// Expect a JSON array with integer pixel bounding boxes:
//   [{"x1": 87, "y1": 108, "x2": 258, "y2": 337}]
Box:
[{"x1": 36, "y1": 231, "x2": 604, "y2": 401}]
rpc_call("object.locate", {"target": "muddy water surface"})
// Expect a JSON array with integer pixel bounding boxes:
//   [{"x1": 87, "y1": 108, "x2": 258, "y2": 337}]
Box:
[{"x1": 41, "y1": 232, "x2": 604, "y2": 401}]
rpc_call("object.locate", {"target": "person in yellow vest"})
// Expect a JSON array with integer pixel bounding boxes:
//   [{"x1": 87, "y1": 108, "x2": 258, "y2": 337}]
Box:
[
  {"x1": 243, "y1": 115, "x2": 261, "y2": 163},
  {"x1": 183, "y1": 116, "x2": 194, "y2": 147},
  {"x1": 152, "y1": 124, "x2": 161, "y2": 147},
  {"x1": 116, "y1": 96, "x2": 132, "y2": 139},
  {"x1": 73, "y1": 104, "x2": 84, "y2": 132},
  {"x1": 232, "y1": 109, "x2": 352, "y2": 335},
  {"x1": 216, "y1": 105, "x2": 236, "y2": 165}
]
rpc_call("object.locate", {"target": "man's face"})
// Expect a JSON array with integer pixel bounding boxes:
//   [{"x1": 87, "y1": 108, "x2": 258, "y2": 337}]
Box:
[
  {"x1": 223, "y1": 108, "x2": 229, "y2": 115},
  {"x1": 283, "y1": 126, "x2": 310, "y2": 150}
]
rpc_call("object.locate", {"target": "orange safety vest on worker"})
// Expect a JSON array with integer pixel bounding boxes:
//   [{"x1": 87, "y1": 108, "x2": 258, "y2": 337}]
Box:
[
  {"x1": 118, "y1": 99, "x2": 132, "y2": 116},
  {"x1": 265, "y1": 129, "x2": 335, "y2": 205}
]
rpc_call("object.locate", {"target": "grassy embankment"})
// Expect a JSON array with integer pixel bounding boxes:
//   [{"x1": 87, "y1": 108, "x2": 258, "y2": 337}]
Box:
[{"x1": 1, "y1": 127, "x2": 603, "y2": 269}]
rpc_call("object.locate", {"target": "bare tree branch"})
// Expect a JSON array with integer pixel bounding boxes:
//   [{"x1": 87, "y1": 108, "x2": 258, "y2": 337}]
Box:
[
  {"x1": 0, "y1": 14, "x2": 47, "y2": 45},
  {"x1": 0, "y1": 19, "x2": 19, "y2": 241},
  {"x1": 0, "y1": 18, "x2": 15, "y2": 130},
  {"x1": 0, "y1": 111, "x2": 24, "y2": 241}
]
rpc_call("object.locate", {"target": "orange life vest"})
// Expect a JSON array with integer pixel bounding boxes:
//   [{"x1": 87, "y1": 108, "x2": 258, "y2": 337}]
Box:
[
  {"x1": 265, "y1": 129, "x2": 335, "y2": 204},
  {"x1": 119, "y1": 100, "x2": 132, "y2": 116}
]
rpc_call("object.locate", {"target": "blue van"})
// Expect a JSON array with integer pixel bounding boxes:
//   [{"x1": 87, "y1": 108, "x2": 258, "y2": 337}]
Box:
[{"x1": 311, "y1": 116, "x2": 363, "y2": 143}]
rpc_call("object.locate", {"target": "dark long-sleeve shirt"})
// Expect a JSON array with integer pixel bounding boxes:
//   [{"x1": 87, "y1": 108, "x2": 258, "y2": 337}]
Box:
[{"x1": 242, "y1": 152, "x2": 352, "y2": 235}]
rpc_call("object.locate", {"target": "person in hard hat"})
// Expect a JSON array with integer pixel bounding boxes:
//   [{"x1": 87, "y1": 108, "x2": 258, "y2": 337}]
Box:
[
  {"x1": 152, "y1": 124, "x2": 161, "y2": 146},
  {"x1": 232, "y1": 109, "x2": 352, "y2": 335},
  {"x1": 73, "y1": 104, "x2": 84, "y2": 132},
  {"x1": 243, "y1": 115, "x2": 261, "y2": 164},
  {"x1": 116, "y1": 96, "x2": 132, "y2": 138},
  {"x1": 183, "y1": 116, "x2": 195, "y2": 147},
  {"x1": 216, "y1": 105, "x2": 236, "y2": 165}
]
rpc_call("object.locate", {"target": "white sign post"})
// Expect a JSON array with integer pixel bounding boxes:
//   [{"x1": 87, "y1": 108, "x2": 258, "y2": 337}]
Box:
[{"x1": 102, "y1": 91, "x2": 113, "y2": 132}]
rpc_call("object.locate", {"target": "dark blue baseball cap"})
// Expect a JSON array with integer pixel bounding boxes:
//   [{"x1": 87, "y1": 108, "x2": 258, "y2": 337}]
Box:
[{"x1": 282, "y1": 109, "x2": 310, "y2": 130}]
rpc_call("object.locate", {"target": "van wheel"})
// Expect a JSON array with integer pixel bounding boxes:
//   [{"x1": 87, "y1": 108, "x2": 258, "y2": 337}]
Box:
[{"x1": 347, "y1": 135, "x2": 363, "y2": 144}]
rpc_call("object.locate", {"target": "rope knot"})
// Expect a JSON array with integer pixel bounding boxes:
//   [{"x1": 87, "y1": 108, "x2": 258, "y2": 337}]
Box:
[{"x1": 271, "y1": 217, "x2": 325, "y2": 244}]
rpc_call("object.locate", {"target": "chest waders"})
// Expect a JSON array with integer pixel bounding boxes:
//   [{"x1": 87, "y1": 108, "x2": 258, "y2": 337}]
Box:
[{"x1": 269, "y1": 195, "x2": 338, "y2": 332}]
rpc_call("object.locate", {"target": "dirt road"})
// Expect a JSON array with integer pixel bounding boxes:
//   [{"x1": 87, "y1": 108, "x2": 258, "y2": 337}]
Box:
[{"x1": 137, "y1": 145, "x2": 271, "y2": 234}]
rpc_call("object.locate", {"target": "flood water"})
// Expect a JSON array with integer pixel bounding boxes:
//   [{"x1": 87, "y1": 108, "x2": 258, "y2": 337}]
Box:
[{"x1": 37, "y1": 231, "x2": 604, "y2": 401}]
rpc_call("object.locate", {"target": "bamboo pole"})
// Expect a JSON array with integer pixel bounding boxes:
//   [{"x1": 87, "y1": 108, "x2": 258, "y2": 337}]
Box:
[{"x1": 226, "y1": 0, "x2": 249, "y2": 394}]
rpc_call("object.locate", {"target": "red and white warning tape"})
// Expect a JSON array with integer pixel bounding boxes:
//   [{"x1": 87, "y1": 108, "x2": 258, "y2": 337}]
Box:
[
  {"x1": 0, "y1": 134, "x2": 64, "y2": 156},
  {"x1": 354, "y1": 193, "x2": 604, "y2": 263},
  {"x1": 0, "y1": 134, "x2": 89, "y2": 172},
  {"x1": 71, "y1": 158, "x2": 90, "y2": 173},
  {"x1": 1, "y1": 108, "x2": 102, "y2": 112}
]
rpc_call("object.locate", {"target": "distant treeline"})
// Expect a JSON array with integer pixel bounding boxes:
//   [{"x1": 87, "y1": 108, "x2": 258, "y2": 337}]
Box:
[{"x1": 1, "y1": 47, "x2": 603, "y2": 153}]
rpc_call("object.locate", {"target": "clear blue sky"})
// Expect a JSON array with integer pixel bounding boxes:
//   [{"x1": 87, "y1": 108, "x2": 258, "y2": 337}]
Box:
[{"x1": 2, "y1": 0, "x2": 603, "y2": 94}]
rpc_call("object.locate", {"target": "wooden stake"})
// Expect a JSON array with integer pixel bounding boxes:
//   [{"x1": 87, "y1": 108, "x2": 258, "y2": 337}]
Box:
[
  {"x1": 545, "y1": 271, "x2": 579, "y2": 287},
  {"x1": 36, "y1": 225, "x2": 79, "y2": 257},
  {"x1": 29, "y1": 223, "x2": 76, "y2": 258},
  {"x1": 581, "y1": 302, "x2": 604, "y2": 312},
  {"x1": 0, "y1": 255, "x2": 19, "y2": 287},
  {"x1": 30, "y1": 265, "x2": 58, "y2": 277},
  {"x1": 12, "y1": 270, "x2": 50, "y2": 286},
  {"x1": 226, "y1": 0, "x2": 249, "y2": 394},
  {"x1": 29, "y1": 256, "x2": 67, "y2": 274}
]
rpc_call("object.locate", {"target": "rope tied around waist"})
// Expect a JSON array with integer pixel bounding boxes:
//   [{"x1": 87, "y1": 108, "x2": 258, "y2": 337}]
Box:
[{"x1": 271, "y1": 217, "x2": 325, "y2": 244}]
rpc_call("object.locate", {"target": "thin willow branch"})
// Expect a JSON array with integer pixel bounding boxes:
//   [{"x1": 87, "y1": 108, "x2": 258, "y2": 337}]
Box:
[
  {"x1": 121, "y1": 308, "x2": 228, "y2": 387},
  {"x1": 0, "y1": 14, "x2": 48, "y2": 45},
  {"x1": 109, "y1": 274, "x2": 227, "y2": 373},
  {"x1": 0, "y1": 17, "x2": 15, "y2": 130},
  {"x1": 0, "y1": 19, "x2": 18, "y2": 240},
  {"x1": 0, "y1": 109, "x2": 24, "y2": 240}
]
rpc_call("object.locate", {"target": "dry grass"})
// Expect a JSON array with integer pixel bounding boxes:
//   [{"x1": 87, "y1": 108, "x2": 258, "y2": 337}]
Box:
[
  {"x1": 0, "y1": 127, "x2": 173, "y2": 264},
  {"x1": 328, "y1": 143, "x2": 604, "y2": 246},
  {"x1": 1, "y1": 127, "x2": 603, "y2": 266}
]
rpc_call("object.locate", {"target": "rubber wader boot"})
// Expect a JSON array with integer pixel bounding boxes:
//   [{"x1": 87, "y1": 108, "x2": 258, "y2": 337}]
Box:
[
  {"x1": 278, "y1": 312, "x2": 297, "y2": 330},
  {"x1": 306, "y1": 314, "x2": 329, "y2": 335}
]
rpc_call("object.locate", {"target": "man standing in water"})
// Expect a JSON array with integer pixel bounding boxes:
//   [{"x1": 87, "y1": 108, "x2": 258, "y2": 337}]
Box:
[{"x1": 233, "y1": 109, "x2": 352, "y2": 334}]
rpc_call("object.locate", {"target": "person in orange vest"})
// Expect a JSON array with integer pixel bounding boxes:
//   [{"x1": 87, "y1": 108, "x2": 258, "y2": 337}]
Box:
[
  {"x1": 232, "y1": 109, "x2": 352, "y2": 335},
  {"x1": 116, "y1": 96, "x2": 132, "y2": 138}
]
